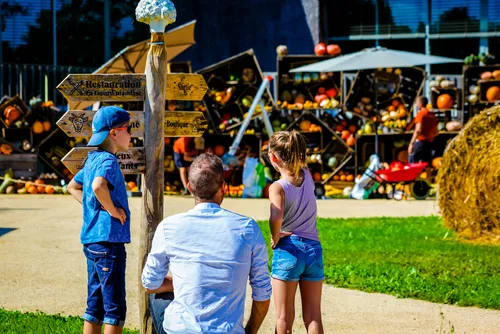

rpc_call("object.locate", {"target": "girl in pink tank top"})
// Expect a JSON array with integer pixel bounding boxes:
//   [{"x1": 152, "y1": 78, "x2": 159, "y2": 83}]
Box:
[{"x1": 267, "y1": 130, "x2": 324, "y2": 334}]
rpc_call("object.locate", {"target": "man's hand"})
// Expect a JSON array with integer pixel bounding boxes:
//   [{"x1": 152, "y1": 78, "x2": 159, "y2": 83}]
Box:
[
  {"x1": 109, "y1": 207, "x2": 127, "y2": 225},
  {"x1": 270, "y1": 231, "x2": 292, "y2": 249}
]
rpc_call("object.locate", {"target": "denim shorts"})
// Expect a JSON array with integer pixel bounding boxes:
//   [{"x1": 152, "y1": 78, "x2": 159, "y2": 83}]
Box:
[
  {"x1": 271, "y1": 236, "x2": 324, "y2": 282},
  {"x1": 82, "y1": 242, "x2": 127, "y2": 327}
]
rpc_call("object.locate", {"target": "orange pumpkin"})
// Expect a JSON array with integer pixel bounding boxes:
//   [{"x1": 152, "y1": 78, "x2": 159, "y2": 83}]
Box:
[
  {"x1": 387, "y1": 105, "x2": 396, "y2": 112},
  {"x1": 313, "y1": 172, "x2": 322, "y2": 182},
  {"x1": 432, "y1": 157, "x2": 443, "y2": 169},
  {"x1": 299, "y1": 120, "x2": 312, "y2": 131},
  {"x1": 437, "y1": 94, "x2": 453, "y2": 109},
  {"x1": 340, "y1": 175, "x2": 347, "y2": 181},
  {"x1": 398, "y1": 106, "x2": 407, "y2": 118},
  {"x1": 43, "y1": 121, "x2": 51, "y2": 132},
  {"x1": 493, "y1": 70, "x2": 500, "y2": 80},
  {"x1": 348, "y1": 125, "x2": 357, "y2": 134},
  {"x1": 486, "y1": 86, "x2": 500, "y2": 102},
  {"x1": 25, "y1": 181, "x2": 34, "y2": 189},
  {"x1": 346, "y1": 174, "x2": 354, "y2": 182},
  {"x1": 392, "y1": 99, "x2": 400, "y2": 108},
  {"x1": 397, "y1": 150, "x2": 409, "y2": 163},
  {"x1": 32, "y1": 121, "x2": 44, "y2": 134},
  {"x1": 333, "y1": 175, "x2": 340, "y2": 181},
  {"x1": 45, "y1": 186, "x2": 55, "y2": 194},
  {"x1": 214, "y1": 145, "x2": 225, "y2": 156},
  {"x1": 27, "y1": 185, "x2": 38, "y2": 194},
  {"x1": 346, "y1": 135, "x2": 356, "y2": 147},
  {"x1": 341, "y1": 130, "x2": 350, "y2": 140},
  {"x1": 4, "y1": 105, "x2": 21, "y2": 125},
  {"x1": 127, "y1": 181, "x2": 137, "y2": 190}
]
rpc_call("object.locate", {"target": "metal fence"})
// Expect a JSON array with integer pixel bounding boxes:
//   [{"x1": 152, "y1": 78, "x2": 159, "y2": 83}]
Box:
[{"x1": 1, "y1": 63, "x2": 96, "y2": 107}]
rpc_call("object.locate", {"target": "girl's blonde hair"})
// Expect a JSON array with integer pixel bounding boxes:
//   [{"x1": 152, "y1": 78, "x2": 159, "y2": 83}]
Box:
[{"x1": 269, "y1": 130, "x2": 307, "y2": 176}]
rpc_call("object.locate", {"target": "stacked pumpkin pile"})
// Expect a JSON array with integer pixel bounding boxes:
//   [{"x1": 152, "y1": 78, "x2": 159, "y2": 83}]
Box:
[
  {"x1": 0, "y1": 171, "x2": 68, "y2": 195},
  {"x1": 467, "y1": 70, "x2": 500, "y2": 104},
  {"x1": 379, "y1": 99, "x2": 408, "y2": 133},
  {"x1": 334, "y1": 120, "x2": 357, "y2": 147},
  {"x1": 298, "y1": 120, "x2": 322, "y2": 132}
]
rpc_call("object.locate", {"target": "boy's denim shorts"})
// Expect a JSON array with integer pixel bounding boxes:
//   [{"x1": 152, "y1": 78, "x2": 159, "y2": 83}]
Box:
[
  {"x1": 271, "y1": 236, "x2": 324, "y2": 282},
  {"x1": 82, "y1": 242, "x2": 127, "y2": 327}
]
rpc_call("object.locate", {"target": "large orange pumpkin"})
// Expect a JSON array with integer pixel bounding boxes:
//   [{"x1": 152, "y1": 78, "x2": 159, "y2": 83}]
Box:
[
  {"x1": 45, "y1": 186, "x2": 55, "y2": 194},
  {"x1": 214, "y1": 145, "x2": 225, "y2": 156},
  {"x1": 437, "y1": 94, "x2": 453, "y2": 109},
  {"x1": 32, "y1": 121, "x2": 44, "y2": 134},
  {"x1": 27, "y1": 185, "x2": 38, "y2": 194},
  {"x1": 299, "y1": 120, "x2": 312, "y2": 131},
  {"x1": 486, "y1": 86, "x2": 500, "y2": 102},
  {"x1": 43, "y1": 121, "x2": 51, "y2": 132},
  {"x1": 4, "y1": 106, "x2": 21, "y2": 125}
]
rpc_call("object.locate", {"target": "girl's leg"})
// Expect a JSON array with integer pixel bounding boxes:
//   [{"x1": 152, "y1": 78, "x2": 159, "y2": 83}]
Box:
[
  {"x1": 299, "y1": 280, "x2": 324, "y2": 334},
  {"x1": 272, "y1": 278, "x2": 299, "y2": 334}
]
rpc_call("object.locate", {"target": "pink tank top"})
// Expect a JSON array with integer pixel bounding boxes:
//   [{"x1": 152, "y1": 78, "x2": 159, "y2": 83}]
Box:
[{"x1": 276, "y1": 168, "x2": 319, "y2": 241}]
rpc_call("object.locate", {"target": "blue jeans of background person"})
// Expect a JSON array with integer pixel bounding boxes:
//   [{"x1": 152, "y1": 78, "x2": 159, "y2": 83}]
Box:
[
  {"x1": 82, "y1": 242, "x2": 127, "y2": 327},
  {"x1": 149, "y1": 292, "x2": 175, "y2": 334},
  {"x1": 271, "y1": 236, "x2": 324, "y2": 282},
  {"x1": 409, "y1": 140, "x2": 433, "y2": 165}
]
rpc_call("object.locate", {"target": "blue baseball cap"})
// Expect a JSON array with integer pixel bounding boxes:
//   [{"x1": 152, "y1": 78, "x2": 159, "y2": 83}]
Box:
[{"x1": 88, "y1": 106, "x2": 130, "y2": 146}]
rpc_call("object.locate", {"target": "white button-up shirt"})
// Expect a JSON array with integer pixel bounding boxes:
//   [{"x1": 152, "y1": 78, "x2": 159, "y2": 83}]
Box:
[{"x1": 142, "y1": 202, "x2": 271, "y2": 333}]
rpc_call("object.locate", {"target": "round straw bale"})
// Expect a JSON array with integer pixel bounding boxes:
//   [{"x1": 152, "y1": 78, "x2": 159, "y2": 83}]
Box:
[{"x1": 438, "y1": 106, "x2": 500, "y2": 239}]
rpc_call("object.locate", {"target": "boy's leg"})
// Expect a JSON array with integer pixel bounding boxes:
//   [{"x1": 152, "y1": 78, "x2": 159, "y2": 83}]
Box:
[
  {"x1": 82, "y1": 245, "x2": 105, "y2": 332},
  {"x1": 97, "y1": 243, "x2": 127, "y2": 330}
]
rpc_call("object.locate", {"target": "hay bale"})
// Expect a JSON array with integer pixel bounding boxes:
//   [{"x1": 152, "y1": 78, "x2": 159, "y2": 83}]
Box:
[{"x1": 438, "y1": 106, "x2": 500, "y2": 239}]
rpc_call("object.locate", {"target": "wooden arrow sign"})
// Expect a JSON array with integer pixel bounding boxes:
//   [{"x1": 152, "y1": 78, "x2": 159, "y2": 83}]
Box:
[
  {"x1": 57, "y1": 110, "x2": 208, "y2": 138},
  {"x1": 61, "y1": 147, "x2": 145, "y2": 175},
  {"x1": 57, "y1": 73, "x2": 207, "y2": 102},
  {"x1": 57, "y1": 74, "x2": 146, "y2": 102},
  {"x1": 166, "y1": 74, "x2": 208, "y2": 101}
]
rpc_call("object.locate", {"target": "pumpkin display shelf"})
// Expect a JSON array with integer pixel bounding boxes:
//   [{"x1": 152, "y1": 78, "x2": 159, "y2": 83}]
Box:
[
  {"x1": 197, "y1": 49, "x2": 274, "y2": 135},
  {"x1": 463, "y1": 65, "x2": 500, "y2": 122},
  {"x1": 276, "y1": 55, "x2": 342, "y2": 111},
  {"x1": 274, "y1": 109, "x2": 353, "y2": 186}
]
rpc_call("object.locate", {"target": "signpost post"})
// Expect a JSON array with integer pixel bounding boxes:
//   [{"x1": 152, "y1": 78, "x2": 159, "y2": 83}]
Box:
[{"x1": 56, "y1": 1, "x2": 208, "y2": 332}]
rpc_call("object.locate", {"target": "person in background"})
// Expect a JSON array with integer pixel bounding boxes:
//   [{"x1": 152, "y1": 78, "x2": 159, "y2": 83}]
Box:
[
  {"x1": 173, "y1": 137, "x2": 197, "y2": 195},
  {"x1": 408, "y1": 96, "x2": 438, "y2": 165}
]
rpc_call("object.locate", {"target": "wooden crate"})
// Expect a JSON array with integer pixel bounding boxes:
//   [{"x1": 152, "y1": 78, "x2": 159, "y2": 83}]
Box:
[
  {"x1": 196, "y1": 49, "x2": 274, "y2": 133},
  {"x1": 0, "y1": 154, "x2": 37, "y2": 178}
]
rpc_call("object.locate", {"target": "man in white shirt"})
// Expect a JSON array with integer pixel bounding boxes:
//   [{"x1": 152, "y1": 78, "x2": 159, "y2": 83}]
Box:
[{"x1": 142, "y1": 153, "x2": 271, "y2": 333}]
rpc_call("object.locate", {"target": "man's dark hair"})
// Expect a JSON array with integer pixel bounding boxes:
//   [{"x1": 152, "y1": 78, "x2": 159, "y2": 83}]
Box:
[
  {"x1": 188, "y1": 153, "x2": 224, "y2": 200},
  {"x1": 418, "y1": 96, "x2": 428, "y2": 106}
]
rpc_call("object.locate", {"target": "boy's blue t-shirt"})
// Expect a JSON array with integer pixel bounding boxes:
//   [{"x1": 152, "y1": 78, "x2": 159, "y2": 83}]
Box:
[{"x1": 74, "y1": 150, "x2": 131, "y2": 244}]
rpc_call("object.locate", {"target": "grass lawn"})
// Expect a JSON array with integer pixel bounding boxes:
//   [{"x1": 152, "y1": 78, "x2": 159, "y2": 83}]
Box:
[
  {"x1": 0, "y1": 309, "x2": 139, "y2": 334},
  {"x1": 258, "y1": 216, "x2": 500, "y2": 310}
]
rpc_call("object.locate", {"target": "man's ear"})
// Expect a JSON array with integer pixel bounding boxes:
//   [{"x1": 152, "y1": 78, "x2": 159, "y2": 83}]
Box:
[{"x1": 187, "y1": 182, "x2": 193, "y2": 194}]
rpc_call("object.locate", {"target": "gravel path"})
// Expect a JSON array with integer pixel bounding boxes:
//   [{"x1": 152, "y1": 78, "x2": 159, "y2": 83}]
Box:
[{"x1": 1, "y1": 195, "x2": 498, "y2": 333}]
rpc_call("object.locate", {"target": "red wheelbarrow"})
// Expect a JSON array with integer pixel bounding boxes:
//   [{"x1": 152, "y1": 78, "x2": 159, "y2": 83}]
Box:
[{"x1": 366, "y1": 162, "x2": 431, "y2": 200}]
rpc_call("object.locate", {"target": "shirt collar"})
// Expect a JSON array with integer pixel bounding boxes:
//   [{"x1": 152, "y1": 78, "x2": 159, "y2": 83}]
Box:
[{"x1": 194, "y1": 202, "x2": 221, "y2": 210}]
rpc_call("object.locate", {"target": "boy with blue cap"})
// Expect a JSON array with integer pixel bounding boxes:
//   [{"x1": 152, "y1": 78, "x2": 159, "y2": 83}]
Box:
[{"x1": 67, "y1": 105, "x2": 132, "y2": 334}]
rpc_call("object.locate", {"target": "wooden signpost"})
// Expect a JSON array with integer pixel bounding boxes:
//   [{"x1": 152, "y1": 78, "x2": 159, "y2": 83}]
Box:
[{"x1": 57, "y1": 110, "x2": 208, "y2": 138}]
